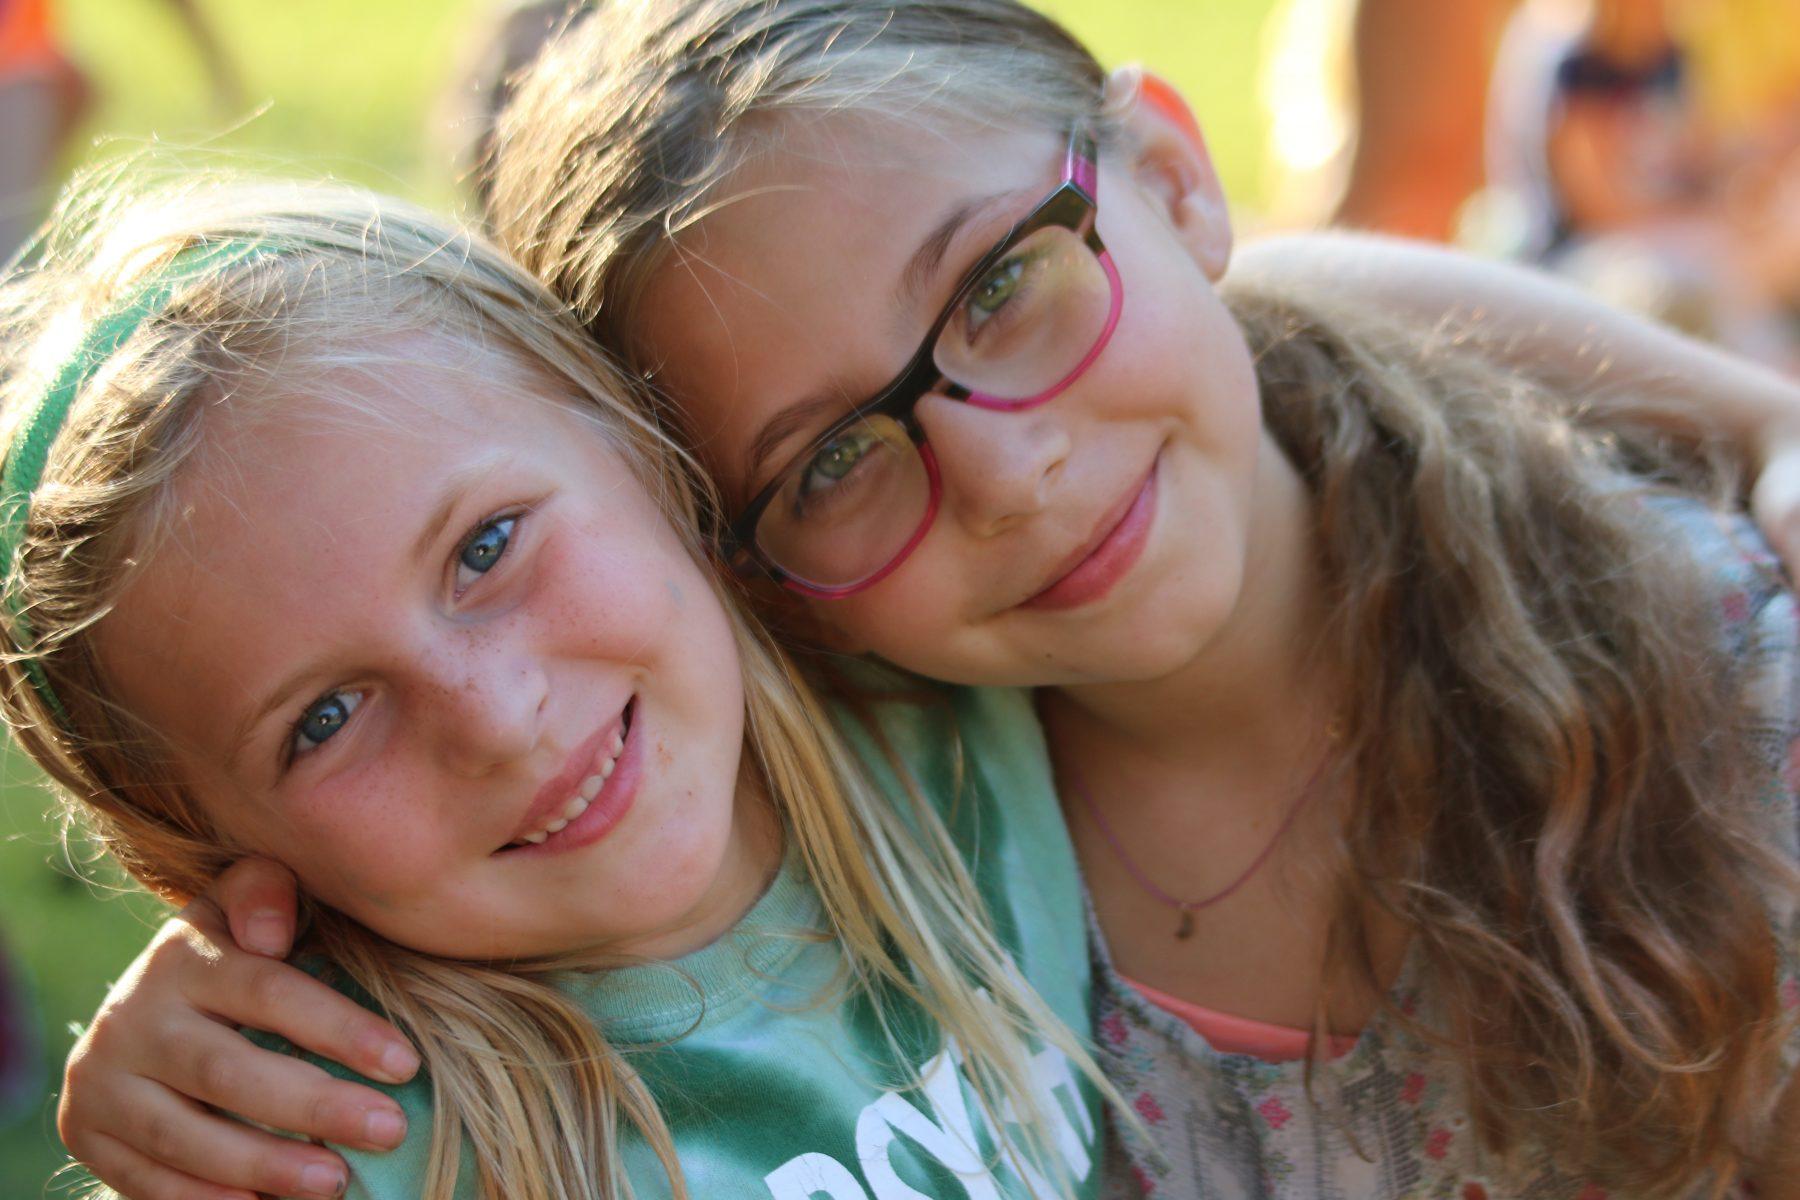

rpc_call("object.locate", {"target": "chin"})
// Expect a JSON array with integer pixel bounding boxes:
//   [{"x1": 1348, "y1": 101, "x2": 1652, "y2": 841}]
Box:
[{"x1": 1115, "y1": 605, "x2": 1242, "y2": 686}]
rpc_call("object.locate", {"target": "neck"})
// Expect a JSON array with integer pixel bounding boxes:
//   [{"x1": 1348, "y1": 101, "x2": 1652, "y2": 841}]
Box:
[{"x1": 1043, "y1": 433, "x2": 1338, "y2": 770}]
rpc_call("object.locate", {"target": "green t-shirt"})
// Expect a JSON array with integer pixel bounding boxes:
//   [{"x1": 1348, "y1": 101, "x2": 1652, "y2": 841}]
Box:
[{"x1": 327, "y1": 682, "x2": 1103, "y2": 1199}]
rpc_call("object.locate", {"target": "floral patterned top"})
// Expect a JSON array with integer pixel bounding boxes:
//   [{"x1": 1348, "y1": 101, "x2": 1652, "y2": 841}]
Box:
[{"x1": 1092, "y1": 498, "x2": 1800, "y2": 1200}]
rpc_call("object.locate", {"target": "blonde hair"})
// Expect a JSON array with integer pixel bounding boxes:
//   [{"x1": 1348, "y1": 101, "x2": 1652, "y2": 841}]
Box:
[
  {"x1": 486, "y1": 0, "x2": 1798, "y2": 1191},
  {"x1": 0, "y1": 169, "x2": 1101, "y2": 1199}
]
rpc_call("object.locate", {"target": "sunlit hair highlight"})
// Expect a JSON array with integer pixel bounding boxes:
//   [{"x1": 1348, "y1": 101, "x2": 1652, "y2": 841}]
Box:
[
  {"x1": 487, "y1": 0, "x2": 1799, "y2": 1191},
  {"x1": 0, "y1": 165, "x2": 1101, "y2": 1199}
]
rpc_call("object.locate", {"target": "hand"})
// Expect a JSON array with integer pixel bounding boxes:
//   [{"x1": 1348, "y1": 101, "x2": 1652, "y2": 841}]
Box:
[
  {"x1": 1749, "y1": 421, "x2": 1800, "y2": 577},
  {"x1": 58, "y1": 858, "x2": 419, "y2": 1200}
]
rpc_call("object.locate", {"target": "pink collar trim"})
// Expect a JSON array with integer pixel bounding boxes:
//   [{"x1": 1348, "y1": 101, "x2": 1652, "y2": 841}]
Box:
[{"x1": 1124, "y1": 974, "x2": 1360, "y2": 1063}]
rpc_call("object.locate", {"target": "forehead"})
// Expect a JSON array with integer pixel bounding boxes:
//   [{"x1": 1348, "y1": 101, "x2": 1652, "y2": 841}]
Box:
[
  {"x1": 92, "y1": 341, "x2": 608, "y2": 752},
  {"x1": 150, "y1": 332, "x2": 607, "y2": 596},
  {"x1": 630, "y1": 114, "x2": 1058, "y2": 489}
]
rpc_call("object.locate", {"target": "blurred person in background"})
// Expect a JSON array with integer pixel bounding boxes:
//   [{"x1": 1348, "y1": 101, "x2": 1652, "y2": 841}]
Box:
[
  {"x1": 0, "y1": 938, "x2": 39, "y2": 1131},
  {"x1": 433, "y1": 0, "x2": 586, "y2": 203},
  {"x1": 1261, "y1": 0, "x2": 1800, "y2": 369},
  {"x1": 0, "y1": 0, "x2": 68, "y2": 1126},
  {"x1": 1259, "y1": 0, "x2": 1515, "y2": 239},
  {"x1": 0, "y1": 0, "x2": 85, "y2": 257},
  {"x1": 0, "y1": 0, "x2": 241, "y2": 259},
  {"x1": 1486, "y1": 0, "x2": 1800, "y2": 370}
]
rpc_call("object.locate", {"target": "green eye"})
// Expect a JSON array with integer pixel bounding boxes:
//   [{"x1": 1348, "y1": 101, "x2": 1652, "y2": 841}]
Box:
[
  {"x1": 969, "y1": 257, "x2": 1025, "y2": 319},
  {"x1": 803, "y1": 429, "x2": 878, "y2": 491}
]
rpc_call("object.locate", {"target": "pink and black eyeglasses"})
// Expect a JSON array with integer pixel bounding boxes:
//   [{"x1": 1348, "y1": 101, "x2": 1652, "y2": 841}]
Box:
[{"x1": 722, "y1": 125, "x2": 1124, "y2": 597}]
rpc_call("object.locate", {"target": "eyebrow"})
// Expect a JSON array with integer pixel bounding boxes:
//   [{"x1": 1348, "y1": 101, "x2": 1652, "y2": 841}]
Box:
[
  {"x1": 896, "y1": 187, "x2": 1035, "y2": 314},
  {"x1": 741, "y1": 187, "x2": 1035, "y2": 490},
  {"x1": 742, "y1": 386, "x2": 860, "y2": 495},
  {"x1": 410, "y1": 457, "x2": 501, "y2": 565},
  {"x1": 221, "y1": 453, "x2": 513, "y2": 777}
]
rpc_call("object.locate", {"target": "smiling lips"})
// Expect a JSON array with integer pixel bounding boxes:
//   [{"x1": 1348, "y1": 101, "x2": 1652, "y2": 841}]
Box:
[
  {"x1": 1021, "y1": 458, "x2": 1159, "y2": 611},
  {"x1": 501, "y1": 700, "x2": 638, "y2": 853}
]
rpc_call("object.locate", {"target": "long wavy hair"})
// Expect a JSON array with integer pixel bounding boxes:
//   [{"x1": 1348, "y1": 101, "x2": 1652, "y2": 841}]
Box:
[
  {"x1": 487, "y1": 0, "x2": 1798, "y2": 1190},
  {"x1": 0, "y1": 171, "x2": 1105, "y2": 1199}
]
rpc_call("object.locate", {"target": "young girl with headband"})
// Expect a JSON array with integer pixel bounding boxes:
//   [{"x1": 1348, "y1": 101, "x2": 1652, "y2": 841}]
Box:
[
  {"x1": 0, "y1": 174, "x2": 1130, "y2": 1200},
  {"x1": 55, "y1": 2, "x2": 1800, "y2": 1197}
]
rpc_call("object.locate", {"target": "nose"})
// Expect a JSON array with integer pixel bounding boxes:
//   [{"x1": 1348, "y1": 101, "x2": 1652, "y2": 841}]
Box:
[
  {"x1": 915, "y1": 392, "x2": 1072, "y2": 537},
  {"x1": 418, "y1": 632, "x2": 547, "y2": 778}
]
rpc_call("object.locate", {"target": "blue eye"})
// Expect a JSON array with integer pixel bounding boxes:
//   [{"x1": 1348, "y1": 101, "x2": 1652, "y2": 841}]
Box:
[
  {"x1": 291, "y1": 690, "x2": 361, "y2": 758},
  {"x1": 455, "y1": 516, "x2": 516, "y2": 592}
]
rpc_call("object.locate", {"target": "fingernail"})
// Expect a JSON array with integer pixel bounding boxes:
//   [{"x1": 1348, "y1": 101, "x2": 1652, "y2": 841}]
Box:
[
  {"x1": 378, "y1": 1042, "x2": 420, "y2": 1082},
  {"x1": 243, "y1": 912, "x2": 288, "y2": 956},
  {"x1": 364, "y1": 1107, "x2": 406, "y2": 1147},
  {"x1": 300, "y1": 1162, "x2": 346, "y2": 1197}
]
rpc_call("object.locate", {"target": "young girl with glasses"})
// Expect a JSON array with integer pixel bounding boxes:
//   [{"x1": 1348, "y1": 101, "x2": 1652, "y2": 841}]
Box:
[
  {"x1": 58, "y1": 1, "x2": 1800, "y2": 1196},
  {"x1": 0, "y1": 175, "x2": 1132, "y2": 1200}
]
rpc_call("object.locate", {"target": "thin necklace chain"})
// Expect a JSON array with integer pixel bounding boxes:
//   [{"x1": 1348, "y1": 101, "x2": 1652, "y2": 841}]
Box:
[{"x1": 1063, "y1": 735, "x2": 1338, "y2": 940}]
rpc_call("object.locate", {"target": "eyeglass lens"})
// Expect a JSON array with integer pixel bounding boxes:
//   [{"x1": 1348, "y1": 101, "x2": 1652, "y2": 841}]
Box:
[{"x1": 756, "y1": 222, "x2": 1114, "y2": 591}]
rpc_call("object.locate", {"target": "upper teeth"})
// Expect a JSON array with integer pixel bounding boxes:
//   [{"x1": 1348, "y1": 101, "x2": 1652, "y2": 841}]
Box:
[{"x1": 514, "y1": 726, "x2": 628, "y2": 847}]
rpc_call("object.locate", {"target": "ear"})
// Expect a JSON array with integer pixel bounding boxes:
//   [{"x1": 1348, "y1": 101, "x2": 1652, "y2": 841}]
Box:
[{"x1": 1106, "y1": 66, "x2": 1234, "y2": 281}]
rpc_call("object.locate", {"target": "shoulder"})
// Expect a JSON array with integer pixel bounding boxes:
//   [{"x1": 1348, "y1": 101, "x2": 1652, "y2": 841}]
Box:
[
  {"x1": 1644, "y1": 496, "x2": 1797, "y2": 736},
  {"x1": 821, "y1": 662, "x2": 1091, "y2": 1024},
  {"x1": 243, "y1": 963, "x2": 452, "y2": 1199},
  {"x1": 1646, "y1": 500, "x2": 1800, "y2": 1009},
  {"x1": 1644, "y1": 494, "x2": 1798, "y2": 780},
  {"x1": 822, "y1": 659, "x2": 1054, "y2": 825}
]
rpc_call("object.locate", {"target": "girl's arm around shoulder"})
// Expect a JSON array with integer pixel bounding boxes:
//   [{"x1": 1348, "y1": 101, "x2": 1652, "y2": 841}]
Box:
[
  {"x1": 293, "y1": 1048, "x2": 441, "y2": 1200},
  {"x1": 823, "y1": 663, "x2": 1048, "y2": 826},
  {"x1": 1229, "y1": 233, "x2": 1800, "y2": 571},
  {"x1": 56, "y1": 859, "x2": 419, "y2": 1200}
]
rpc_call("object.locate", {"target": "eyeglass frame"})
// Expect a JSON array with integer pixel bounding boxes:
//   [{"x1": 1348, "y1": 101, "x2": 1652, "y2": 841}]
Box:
[{"x1": 721, "y1": 123, "x2": 1125, "y2": 599}]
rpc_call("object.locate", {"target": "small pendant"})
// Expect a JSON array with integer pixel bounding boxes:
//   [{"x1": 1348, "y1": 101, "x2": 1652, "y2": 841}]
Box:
[{"x1": 1175, "y1": 909, "x2": 1194, "y2": 940}]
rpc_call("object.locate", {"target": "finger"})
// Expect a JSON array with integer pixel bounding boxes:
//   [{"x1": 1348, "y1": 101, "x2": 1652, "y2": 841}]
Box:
[
  {"x1": 113, "y1": 1081, "x2": 354, "y2": 1199},
  {"x1": 76, "y1": 1128, "x2": 296, "y2": 1200},
  {"x1": 206, "y1": 956, "x2": 418, "y2": 1086},
  {"x1": 169, "y1": 1019, "x2": 408, "y2": 1150},
  {"x1": 209, "y1": 856, "x2": 300, "y2": 958}
]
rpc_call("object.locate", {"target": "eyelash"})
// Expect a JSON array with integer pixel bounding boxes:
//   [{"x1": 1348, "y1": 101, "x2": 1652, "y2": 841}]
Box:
[{"x1": 279, "y1": 511, "x2": 526, "y2": 771}]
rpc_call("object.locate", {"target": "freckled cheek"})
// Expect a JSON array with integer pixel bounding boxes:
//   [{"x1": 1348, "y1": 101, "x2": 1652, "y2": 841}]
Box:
[
  {"x1": 268, "y1": 776, "x2": 467, "y2": 911},
  {"x1": 535, "y1": 522, "x2": 698, "y2": 655},
  {"x1": 596, "y1": 729, "x2": 738, "y2": 908}
]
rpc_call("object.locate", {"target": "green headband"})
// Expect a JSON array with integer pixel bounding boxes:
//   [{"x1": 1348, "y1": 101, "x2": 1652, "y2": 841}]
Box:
[{"x1": 0, "y1": 239, "x2": 274, "y2": 723}]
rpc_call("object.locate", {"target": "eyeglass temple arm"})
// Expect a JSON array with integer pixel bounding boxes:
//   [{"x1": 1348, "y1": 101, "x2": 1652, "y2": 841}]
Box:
[{"x1": 1064, "y1": 128, "x2": 1099, "y2": 196}]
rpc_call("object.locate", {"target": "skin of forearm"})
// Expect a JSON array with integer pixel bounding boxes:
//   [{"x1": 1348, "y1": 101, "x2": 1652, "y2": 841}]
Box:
[
  {"x1": 1228, "y1": 232, "x2": 1800, "y2": 467},
  {"x1": 1337, "y1": 0, "x2": 1510, "y2": 240}
]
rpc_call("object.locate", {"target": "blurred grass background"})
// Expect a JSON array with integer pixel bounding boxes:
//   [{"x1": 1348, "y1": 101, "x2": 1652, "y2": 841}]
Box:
[{"x1": 0, "y1": 0, "x2": 1280, "y2": 1192}]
